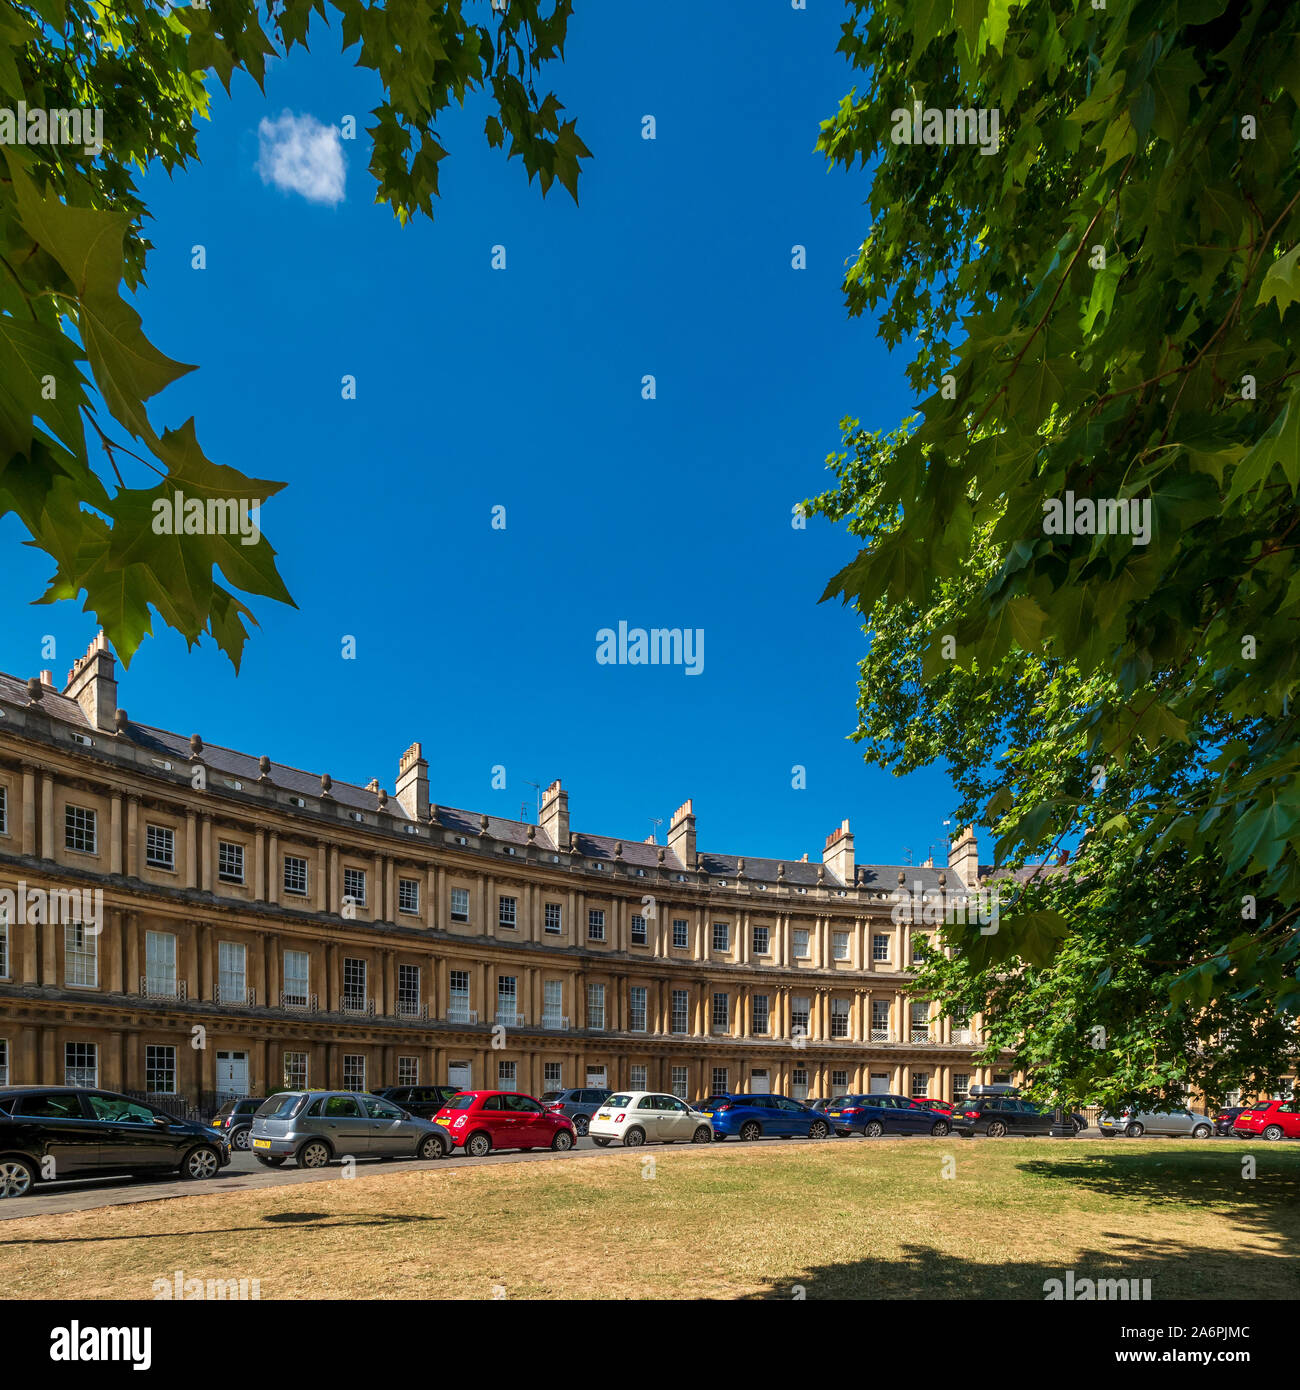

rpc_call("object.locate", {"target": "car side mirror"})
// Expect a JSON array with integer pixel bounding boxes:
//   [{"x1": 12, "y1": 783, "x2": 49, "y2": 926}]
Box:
[{"x1": 152, "y1": 1115, "x2": 170, "y2": 1126}]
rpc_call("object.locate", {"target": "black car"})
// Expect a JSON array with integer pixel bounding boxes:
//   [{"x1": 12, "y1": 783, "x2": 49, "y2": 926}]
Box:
[
  {"x1": 209, "y1": 1096, "x2": 266, "y2": 1151},
  {"x1": 953, "y1": 1095, "x2": 1063, "y2": 1137},
  {"x1": 0, "y1": 1087, "x2": 230, "y2": 1198},
  {"x1": 1214, "y1": 1106, "x2": 1249, "y2": 1135},
  {"x1": 371, "y1": 1084, "x2": 462, "y2": 1119}
]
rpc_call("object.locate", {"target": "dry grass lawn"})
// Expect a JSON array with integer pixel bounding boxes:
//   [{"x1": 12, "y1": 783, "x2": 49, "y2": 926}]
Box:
[{"x1": 3, "y1": 1138, "x2": 1298, "y2": 1300}]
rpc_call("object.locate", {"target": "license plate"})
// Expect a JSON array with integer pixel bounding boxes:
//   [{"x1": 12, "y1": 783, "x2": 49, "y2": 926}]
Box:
[
  {"x1": 252, "y1": 1139, "x2": 271, "y2": 1149},
  {"x1": 829, "y1": 1111, "x2": 842, "y2": 1117},
  {"x1": 211, "y1": 1121, "x2": 222, "y2": 1129},
  {"x1": 702, "y1": 1112, "x2": 713, "y2": 1119},
  {"x1": 435, "y1": 1117, "x2": 450, "y2": 1126},
  {"x1": 596, "y1": 1112, "x2": 610, "y2": 1120}
]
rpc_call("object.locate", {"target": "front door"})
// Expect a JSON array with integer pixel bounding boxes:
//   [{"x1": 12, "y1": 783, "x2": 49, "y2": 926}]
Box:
[
  {"x1": 363, "y1": 1096, "x2": 412, "y2": 1153},
  {"x1": 448, "y1": 1062, "x2": 472, "y2": 1092},
  {"x1": 632, "y1": 1094, "x2": 664, "y2": 1140},
  {"x1": 585, "y1": 1067, "x2": 607, "y2": 1090},
  {"x1": 216, "y1": 1051, "x2": 249, "y2": 1100},
  {"x1": 85, "y1": 1093, "x2": 184, "y2": 1169},
  {"x1": 658, "y1": 1095, "x2": 694, "y2": 1140}
]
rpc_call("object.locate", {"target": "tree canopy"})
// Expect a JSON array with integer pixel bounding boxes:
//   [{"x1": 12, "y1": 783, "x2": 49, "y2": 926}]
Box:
[
  {"x1": 811, "y1": 0, "x2": 1300, "y2": 1100},
  {"x1": 0, "y1": 0, "x2": 588, "y2": 668}
]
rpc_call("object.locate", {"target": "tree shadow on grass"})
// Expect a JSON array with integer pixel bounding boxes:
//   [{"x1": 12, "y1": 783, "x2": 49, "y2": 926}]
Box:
[
  {"x1": 746, "y1": 1233, "x2": 1299, "y2": 1301},
  {"x1": 0, "y1": 1212, "x2": 443, "y2": 1245},
  {"x1": 747, "y1": 1147, "x2": 1300, "y2": 1300}
]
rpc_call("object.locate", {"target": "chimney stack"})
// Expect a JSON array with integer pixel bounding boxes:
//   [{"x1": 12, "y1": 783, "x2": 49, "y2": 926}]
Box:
[
  {"x1": 948, "y1": 825, "x2": 980, "y2": 889},
  {"x1": 823, "y1": 818, "x2": 854, "y2": 883},
  {"x1": 539, "y1": 779, "x2": 569, "y2": 849},
  {"x1": 395, "y1": 742, "x2": 429, "y2": 821},
  {"x1": 63, "y1": 632, "x2": 117, "y2": 733},
  {"x1": 667, "y1": 798, "x2": 696, "y2": 867}
]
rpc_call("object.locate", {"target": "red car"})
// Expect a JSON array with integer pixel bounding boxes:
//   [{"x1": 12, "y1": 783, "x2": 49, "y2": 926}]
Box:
[
  {"x1": 1231, "y1": 1098, "x2": 1300, "y2": 1141},
  {"x1": 433, "y1": 1090, "x2": 577, "y2": 1156}
]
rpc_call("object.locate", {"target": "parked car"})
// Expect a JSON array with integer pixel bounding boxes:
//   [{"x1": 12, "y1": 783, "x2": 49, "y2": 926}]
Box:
[
  {"x1": 539, "y1": 1087, "x2": 611, "y2": 1137},
  {"x1": 1231, "y1": 1098, "x2": 1300, "y2": 1141},
  {"x1": 209, "y1": 1096, "x2": 265, "y2": 1151},
  {"x1": 1097, "y1": 1107, "x2": 1214, "y2": 1138},
  {"x1": 435, "y1": 1090, "x2": 576, "y2": 1156},
  {"x1": 953, "y1": 1096, "x2": 1062, "y2": 1137},
  {"x1": 589, "y1": 1092, "x2": 714, "y2": 1148},
  {"x1": 249, "y1": 1090, "x2": 451, "y2": 1167},
  {"x1": 0, "y1": 1086, "x2": 229, "y2": 1197},
  {"x1": 1214, "y1": 1106, "x2": 1250, "y2": 1136},
  {"x1": 695, "y1": 1093, "x2": 832, "y2": 1141},
  {"x1": 965, "y1": 1086, "x2": 1088, "y2": 1132},
  {"x1": 371, "y1": 1084, "x2": 462, "y2": 1120},
  {"x1": 827, "y1": 1094, "x2": 952, "y2": 1138}
]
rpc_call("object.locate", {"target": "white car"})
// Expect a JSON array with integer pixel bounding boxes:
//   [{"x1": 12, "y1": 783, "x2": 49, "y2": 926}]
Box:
[{"x1": 589, "y1": 1091, "x2": 714, "y2": 1148}]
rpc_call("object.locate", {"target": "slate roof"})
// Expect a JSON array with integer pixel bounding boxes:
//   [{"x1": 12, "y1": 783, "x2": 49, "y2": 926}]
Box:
[{"x1": 0, "y1": 664, "x2": 951, "y2": 889}]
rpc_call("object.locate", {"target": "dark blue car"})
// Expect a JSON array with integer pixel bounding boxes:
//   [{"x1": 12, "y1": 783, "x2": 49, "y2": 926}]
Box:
[
  {"x1": 695, "y1": 1093, "x2": 833, "y2": 1141},
  {"x1": 825, "y1": 1093, "x2": 953, "y2": 1137}
]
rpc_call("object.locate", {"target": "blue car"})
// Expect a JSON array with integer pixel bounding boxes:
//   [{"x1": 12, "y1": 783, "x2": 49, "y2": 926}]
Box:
[
  {"x1": 694, "y1": 1093, "x2": 834, "y2": 1141},
  {"x1": 825, "y1": 1094, "x2": 953, "y2": 1137}
]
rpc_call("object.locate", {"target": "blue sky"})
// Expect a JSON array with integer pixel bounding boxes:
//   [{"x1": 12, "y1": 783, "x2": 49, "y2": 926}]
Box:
[{"x1": 0, "y1": 0, "x2": 965, "y2": 869}]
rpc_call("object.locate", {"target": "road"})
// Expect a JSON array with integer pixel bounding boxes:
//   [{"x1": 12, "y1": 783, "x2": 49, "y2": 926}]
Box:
[{"x1": 2, "y1": 1125, "x2": 1281, "y2": 1221}]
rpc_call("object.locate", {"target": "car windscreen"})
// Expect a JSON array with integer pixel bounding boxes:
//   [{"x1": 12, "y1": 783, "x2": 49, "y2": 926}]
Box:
[
  {"x1": 539, "y1": 1092, "x2": 564, "y2": 1102},
  {"x1": 604, "y1": 1094, "x2": 634, "y2": 1108},
  {"x1": 255, "y1": 1093, "x2": 307, "y2": 1119}
]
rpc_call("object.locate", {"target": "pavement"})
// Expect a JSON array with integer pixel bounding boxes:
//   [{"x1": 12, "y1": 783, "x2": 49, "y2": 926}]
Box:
[{"x1": 2, "y1": 1125, "x2": 1283, "y2": 1220}]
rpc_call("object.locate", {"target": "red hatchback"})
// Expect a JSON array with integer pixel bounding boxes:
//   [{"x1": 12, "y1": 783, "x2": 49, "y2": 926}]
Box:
[
  {"x1": 1232, "y1": 1098, "x2": 1300, "y2": 1141},
  {"x1": 434, "y1": 1090, "x2": 577, "y2": 1156}
]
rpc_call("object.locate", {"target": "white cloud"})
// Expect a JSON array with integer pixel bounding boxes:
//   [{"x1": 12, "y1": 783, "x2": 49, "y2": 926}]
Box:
[{"x1": 256, "y1": 110, "x2": 345, "y2": 206}]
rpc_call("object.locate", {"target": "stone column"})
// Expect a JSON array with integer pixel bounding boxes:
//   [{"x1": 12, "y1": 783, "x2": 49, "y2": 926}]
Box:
[
  {"x1": 21, "y1": 765, "x2": 36, "y2": 856},
  {"x1": 185, "y1": 811, "x2": 197, "y2": 888},
  {"x1": 200, "y1": 814, "x2": 213, "y2": 891},
  {"x1": 110, "y1": 793, "x2": 123, "y2": 875},
  {"x1": 39, "y1": 771, "x2": 54, "y2": 859}
]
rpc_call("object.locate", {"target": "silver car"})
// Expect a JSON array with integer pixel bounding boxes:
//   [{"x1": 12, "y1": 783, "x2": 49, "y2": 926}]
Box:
[
  {"x1": 1098, "y1": 1107, "x2": 1214, "y2": 1138},
  {"x1": 249, "y1": 1090, "x2": 451, "y2": 1168}
]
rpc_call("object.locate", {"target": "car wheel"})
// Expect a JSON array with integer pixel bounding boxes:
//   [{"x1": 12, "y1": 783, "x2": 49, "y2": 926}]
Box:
[
  {"x1": 865, "y1": 1120, "x2": 884, "y2": 1138},
  {"x1": 466, "y1": 1132, "x2": 492, "y2": 1158},
  {"x1": 986, "y1": 1120, "x2": 1008, "y2": 1138},
  {"x1": 551, "y1": 1130, "x2": 574, "y2": 1152},
  {"x1": 593, "y1": 1137, "x2": 612, "y2": 1147},
  {"x1": 180, "y1": 1145, "x2": 221, "y2": 1181},
  {"x1": 1125, "y1": 1122, "x2": 1144, "y2": 1138},
  {"x1": 573, "y1": 1114, "x2": 590, "y2": 1137},
  {"x1": 1191, "y1": 1125, "x2": 1212, "y2": 1140},
  {"x1": 1263, "y1": 1125, "x2": 1284, "y2": 1142},
  {"x1": 622, "y1": 1127, "x2": 646, "y2": 1148},
  {"x1": 692, "y1": 1126, "x2": 712, "y2": 1144},
  {"x1": 739, "y1": 1121, "x2": 762, "y2": 1142},
  {"x1": 809, "y1": 1120, "x2": 829, "y2": 1140},
  {"x1": 0, "y1": 1156, "x2": 37, "y2": 1198},
  {"x1": 254, "y1": 1154, "x2": 285, "y2": 1167},
  {"x1": 930, "y1": 1120, "x2": 950, "y2": 1137},
  {"x1": 1071, "y1": 1119, "x2": 1085, "y2": 1135},
  {"x1": 298, "y1": 1140, "x2": 332, "y2": 1169},
  {"x1": 418, "y1": 1134, "x2": 446, "y2": 1161},
  {"x1": 231, "y1": 1127, "x2": 251, "y2": 1152}
]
